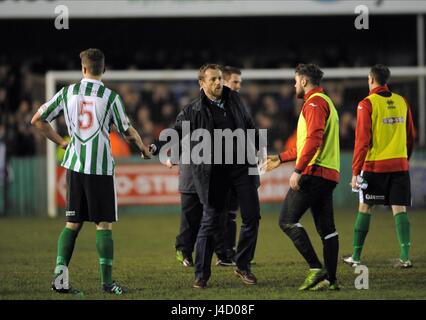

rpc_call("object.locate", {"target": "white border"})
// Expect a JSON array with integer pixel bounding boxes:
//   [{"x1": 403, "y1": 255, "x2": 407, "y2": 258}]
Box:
[{"x1": 2, "y1": 0, "x2": 426, "y2": 18}]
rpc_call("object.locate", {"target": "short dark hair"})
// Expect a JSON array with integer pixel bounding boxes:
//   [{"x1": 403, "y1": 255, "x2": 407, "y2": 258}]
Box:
[
  {"x1": 370, "y1": 64, "x2": 391, "y2": 85},
  {"x1": 222, "y1": 66, "x2": 241, "y2": 80},
  {"x1": 80, "y1": 48, "x2": 105, "y2": 76},
  {"x1": 198, "y1": 63, "x2": 222, "y2": 81},
  {"x1": 295, "y1": 63, "x2": 324, "y2": 86}
]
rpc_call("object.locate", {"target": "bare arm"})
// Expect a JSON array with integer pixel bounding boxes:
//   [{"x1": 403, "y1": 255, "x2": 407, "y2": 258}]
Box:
[
  {"x1": 123, "y1": 126, "x2": 151, "y2": 159},
  {"x1": 31, "y1": 111, "x2": 68, "y2": 149}
]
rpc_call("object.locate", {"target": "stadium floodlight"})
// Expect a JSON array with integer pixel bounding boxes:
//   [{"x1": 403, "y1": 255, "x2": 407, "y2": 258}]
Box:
[{"x1": 45, "y1": 67, "x2": 426, "y2": 217}]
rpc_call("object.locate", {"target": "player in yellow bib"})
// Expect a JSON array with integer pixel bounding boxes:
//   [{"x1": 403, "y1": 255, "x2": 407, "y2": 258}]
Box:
[
  {"x1": 267, "y1": 64, "x2": 340, "y2": 291},
  {"x1": 343, "y1": 65, "x2": 416, "y2": 268}
]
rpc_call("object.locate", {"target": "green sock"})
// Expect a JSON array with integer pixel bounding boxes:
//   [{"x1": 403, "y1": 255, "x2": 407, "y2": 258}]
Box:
[
  {"x1": 96, "y1": 230, "x2": 114, "y2": 285},
  {"x1": 54, "y1": 227, "x2": 78, "y2": 274},
  {"x1": 394, "y1": 212, "x2": 411, "y2": 261},
  {"x1": 352, "y1": 212, "x2": 371, "y2": 261}
]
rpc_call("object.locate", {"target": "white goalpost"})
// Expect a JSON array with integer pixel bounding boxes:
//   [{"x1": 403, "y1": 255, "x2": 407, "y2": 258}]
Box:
[{"x1": 45, "y1": 67, "x2": 426, "y2": 217}]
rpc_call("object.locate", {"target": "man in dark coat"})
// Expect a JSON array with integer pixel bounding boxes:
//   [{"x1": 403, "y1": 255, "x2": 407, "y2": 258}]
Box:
[{"x1": 154, "y1": 64, "x2": 262, "y2": 288}]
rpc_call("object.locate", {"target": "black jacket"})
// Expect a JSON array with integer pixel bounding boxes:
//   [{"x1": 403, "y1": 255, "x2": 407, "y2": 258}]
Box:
[{"x1": 158, "y1": 86, "x2": 261, "y2": 204}]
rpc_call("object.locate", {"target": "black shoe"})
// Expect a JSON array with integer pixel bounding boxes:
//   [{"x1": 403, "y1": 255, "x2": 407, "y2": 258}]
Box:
[
  {"x1": 193, "y1": 278, "x2": 207, "y2": 289},
  {"x1": 234, "y1": 269, "x2": 257, "y2": 285},
  {"x1": 102, "y1": 282, "x2": 126, "y2": 295},
  {"x1": 216, "y1": 258, "x2": 236, "y2": 267}
]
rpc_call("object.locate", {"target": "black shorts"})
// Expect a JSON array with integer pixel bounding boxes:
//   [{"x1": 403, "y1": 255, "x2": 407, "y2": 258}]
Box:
[
  {"x1": 66, "y1": 170, "x2": 117, "y2": 223},
  {"x1": 359, "y1": 171, "x2": 411, "y2": 206}
]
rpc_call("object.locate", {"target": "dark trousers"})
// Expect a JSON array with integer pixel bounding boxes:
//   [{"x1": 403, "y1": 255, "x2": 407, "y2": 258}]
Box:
[
  {"x1": 222, "y1": 189, "x2": 239, "y2": 258},
  {"x1": 278, "y1": 175, "x2": 339, "y2": 282},
  {"x1": 195, "y1": 165, "x2": 260, "y2": 281},
  {"x1": 175, "y1": 193, "x2": 203, "y2": 255},
  {"x1": 175, "y1": 192, "x2": 228, "y2": 258}
]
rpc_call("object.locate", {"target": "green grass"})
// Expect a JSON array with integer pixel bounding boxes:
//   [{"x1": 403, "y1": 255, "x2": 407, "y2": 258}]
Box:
[{"x1": 1, "y1": 209, "x2": 426, "y2": 300}]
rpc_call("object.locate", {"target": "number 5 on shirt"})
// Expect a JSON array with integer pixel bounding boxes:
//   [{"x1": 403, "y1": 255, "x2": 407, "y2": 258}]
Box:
[{"x1": 79, "y1": 101, "x2": 94, "y2": 130}]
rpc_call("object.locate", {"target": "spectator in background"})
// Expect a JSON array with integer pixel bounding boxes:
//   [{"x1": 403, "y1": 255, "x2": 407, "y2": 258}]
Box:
[
  {"x1": 277, "y1": 83, "x2": 295, "y2": 115},
  {"x1": 255, "y1": 112, "x2": 273, "y2": 131},
  {"x1": 116, "y1": 83, "x2": 140, "y2": 121},
  {"x1": 149, "y1": 84, "x2": 174, "y2": 123},
  {"x1": 262, "y1": 95, "x2": 280, "y2": 119},
  {"x1": 14, "y1": 100, "x2": 36, "y2": 156},
  {"x1": 0, "y1": 121, "x2": 7, "y2": 214},
  {"x1": 135, "y1": 106, "x2": 156, "y2": 146},
  {"x1": 243, "y1": 83, "x2": 261, "y2": 115},
  {"x1": 339, "y1": 112, "x2": 356, "y2": 150},
  {"x1": 160, "y1": 103, "x2": 178, "y2": 129},
  {"x1": 0, "y1": 87, "x2": 7, "y2": 110}
]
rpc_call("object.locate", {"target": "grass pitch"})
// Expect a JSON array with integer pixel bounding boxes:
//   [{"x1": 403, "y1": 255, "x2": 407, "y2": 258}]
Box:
[{"x1": 1, "y1": 208, "x2": 426, "y2": 300}]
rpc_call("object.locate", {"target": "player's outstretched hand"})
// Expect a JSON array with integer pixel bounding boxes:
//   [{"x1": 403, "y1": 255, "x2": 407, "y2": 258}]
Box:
[
  {"x1": 140, "y1": 145, "x2": 152, "y2": 159},
  {"x1": 266, "y1": 155, "x2": 281, "y2": 171}
]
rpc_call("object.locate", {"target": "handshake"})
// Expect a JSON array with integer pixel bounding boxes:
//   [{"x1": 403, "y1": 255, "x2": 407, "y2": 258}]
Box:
[{"x1": 139, "y1": 143, "x2": 160, "y2": 160}]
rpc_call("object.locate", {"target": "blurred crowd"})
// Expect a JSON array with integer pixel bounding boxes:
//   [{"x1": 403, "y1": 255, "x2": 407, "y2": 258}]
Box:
[
  {"x1": 2, "y1": 14, "x2": 421, "y2": 157},
  {"x1": 1, "y1": 63, "x2": 365, "y2": 158},
  {"x1": 0, "y1": 63, "x2": 41, "y2": 157},
  {"x1": 0, "y1": 61, "x2": 372, "y2": 158}
]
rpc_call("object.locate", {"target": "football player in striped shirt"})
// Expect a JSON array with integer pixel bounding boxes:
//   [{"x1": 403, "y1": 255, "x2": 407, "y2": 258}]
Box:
[{"x1": 31, "y1": 48, "x2": 151, "y2": 295}]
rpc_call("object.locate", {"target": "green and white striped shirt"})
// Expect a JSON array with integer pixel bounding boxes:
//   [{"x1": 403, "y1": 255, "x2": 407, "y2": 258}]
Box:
[{"x1": 38, "y1": 78, "x2": 130, "y2": 176}]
